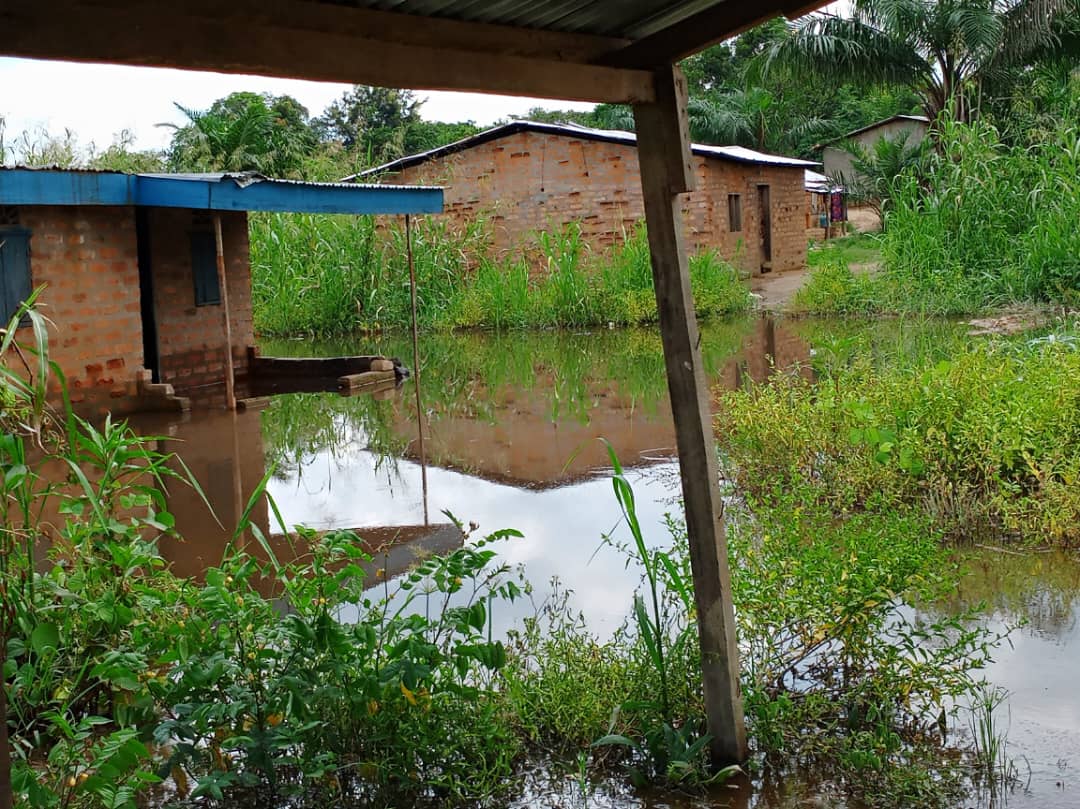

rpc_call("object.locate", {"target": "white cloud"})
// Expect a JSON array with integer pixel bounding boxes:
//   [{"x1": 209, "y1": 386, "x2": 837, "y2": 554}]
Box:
[{"x1": 0, "y1": 57, "x2": 594, "y2": 155}]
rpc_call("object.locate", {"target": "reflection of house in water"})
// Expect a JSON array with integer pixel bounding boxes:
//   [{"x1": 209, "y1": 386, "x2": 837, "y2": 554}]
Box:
[
  {"x1": 130, "y1": 408, "x2": 462, "y2": 588},
  {"x1": 389, "y1": 317, "x2": 813, "y2": 489},
  {"x1": 721, "y1": 317, "x2": 815, "y2": 392},
  {"x1": 123, "y1": 316, "x2": 811, "y2": 582}
]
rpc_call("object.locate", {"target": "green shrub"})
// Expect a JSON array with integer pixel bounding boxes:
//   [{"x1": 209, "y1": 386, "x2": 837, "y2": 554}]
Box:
[
  {"x1": 717, "y1": 330, "x2": 1080, "y2": 544},
  {"x1": 789, "y1": 258, "x2": 878, "y2": 315}
]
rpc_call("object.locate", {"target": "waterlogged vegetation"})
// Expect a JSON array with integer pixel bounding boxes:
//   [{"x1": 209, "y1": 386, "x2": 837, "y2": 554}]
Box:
[
  {"x1": 5, "y1": 304, "x2": 1065, "y2": 809},
  {"x1": 251, "y1": 217, "x2": 752, "y2": 336},
  {"x1": 718, "y1": 322, "x2": 1080, "y2": 546}
]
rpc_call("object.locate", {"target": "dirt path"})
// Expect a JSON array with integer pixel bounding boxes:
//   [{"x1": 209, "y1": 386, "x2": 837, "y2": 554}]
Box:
[{"x1": 750, "y1": 268, "x2": 810, "y2": 311}]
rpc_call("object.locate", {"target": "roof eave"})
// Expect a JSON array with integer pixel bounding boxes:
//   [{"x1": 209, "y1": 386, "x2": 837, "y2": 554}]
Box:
[
  {"x1": 0, "y1": 169, "x2": 444, "y2": 215},
  {"x1": 356, "y1": 120, "x2": 818, "y2": 178}
]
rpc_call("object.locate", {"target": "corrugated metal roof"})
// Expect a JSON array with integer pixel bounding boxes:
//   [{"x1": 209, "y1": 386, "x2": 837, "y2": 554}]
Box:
[
  {"x1": 820, "y1": 114, "x2": 930, "y2": 147},
  {"x1": 2, "y1": 166, "x2": 431, "y2": 193},
  {"x1": 135, "y1": 171, "x2": 431, "y2": 193},
  {"x1": 353, "y1": 120, "x2": 818, "y2": 180},
  {"x1": 344, "y1": 0, "x2": 736, "y2": 40},
  {"x1": 804, "y1": 169, "x2": 843, "y2": 193},
  {"x1": 0, "y1": 167, "x2": 443, "y2": 214}
]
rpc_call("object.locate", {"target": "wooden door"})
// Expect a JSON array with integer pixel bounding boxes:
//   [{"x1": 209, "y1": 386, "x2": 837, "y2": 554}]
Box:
[{"x1": 757, "y1": 184, "x2": 772, "y2": 272}]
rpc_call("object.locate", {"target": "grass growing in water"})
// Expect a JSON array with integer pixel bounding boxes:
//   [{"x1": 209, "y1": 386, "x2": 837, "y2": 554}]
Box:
[
  {"x1": 718, "y1": 323, "x2": 1080, "y2": 544},
  {"x1": 251, "y1": 217, "x2": 752, "y2": 336},
  {"x1": 3, "y1": 300, "x2": 1007, "y2": 809}
]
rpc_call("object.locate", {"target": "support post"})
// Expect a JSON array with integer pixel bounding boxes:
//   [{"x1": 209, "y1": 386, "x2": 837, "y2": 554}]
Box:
[
  {"x1": 633, "y1": 64, "x2": 747, "y2": 766},
  {"x1": 405, "y1": 215, "x2": 429, "y2": 526},
  {"x1": 213, "y1": 215, "x2": 236, "y2": 411}
]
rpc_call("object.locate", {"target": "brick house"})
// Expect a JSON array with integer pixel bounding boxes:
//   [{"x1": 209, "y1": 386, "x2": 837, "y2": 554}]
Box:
[
  {"x1": 0, "y1": 169, "x2": 441, "y2": 414},
  {"x1": 358, "y1": 121, "x2": 818, "y2": 276}
]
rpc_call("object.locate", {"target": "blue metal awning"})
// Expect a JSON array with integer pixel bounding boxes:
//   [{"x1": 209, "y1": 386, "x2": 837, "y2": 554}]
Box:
[{"x1": 0, "y1": 168, "x2": 443, "y2": 215}]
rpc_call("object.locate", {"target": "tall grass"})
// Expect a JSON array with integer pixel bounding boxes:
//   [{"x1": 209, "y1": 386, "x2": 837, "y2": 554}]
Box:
[
  {"x1": 792, "y1": 122, "x2": 1080, "y2": 316},
  {"x1": 250, "y1": 218, "x2": 753, "y2": 336},
  {"x1": 880, "y1": 121, "x2": 1080, "y2": 313}
]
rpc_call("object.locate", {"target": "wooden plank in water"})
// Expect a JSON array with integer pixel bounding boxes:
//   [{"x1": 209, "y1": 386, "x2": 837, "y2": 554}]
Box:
[
  {"x1": 249, "y1": 346, "x2": 400, "y2": 379},
  {"x1": 337, "y1": 369, "x2": 395, "y2": 391},
  {"x1": 236, "y1": 396, "x2": 272, "y2": 411}
]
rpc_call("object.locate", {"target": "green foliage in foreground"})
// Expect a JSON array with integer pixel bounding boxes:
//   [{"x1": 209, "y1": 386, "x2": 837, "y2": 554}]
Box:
[
  {"x1": 718, "y1": 326, "x2": 1080, "y2": 545},
  {"x1": 250, "y1": 215, "x2": 752, "y2": 336},
  {"x1": 3, "y1": 304, "x2": 1001, "y2": 808},
  {"x1": 502, "y1": 491, "x2": 998, "y2": 808},
  {"x1": 792, "y1": 122, "x2": 1080, "y2": 315}
]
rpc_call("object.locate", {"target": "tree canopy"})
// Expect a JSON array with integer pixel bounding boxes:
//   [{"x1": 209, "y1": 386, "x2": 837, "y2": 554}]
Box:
[{"x1": 758, "y1": 0, "x2": 1080, "y2": 124}]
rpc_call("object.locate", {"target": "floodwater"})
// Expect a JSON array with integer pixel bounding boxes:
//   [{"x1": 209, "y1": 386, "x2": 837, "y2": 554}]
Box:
[{"x1": 127, "y1": 316, "x2": 1080, "y2": 809}]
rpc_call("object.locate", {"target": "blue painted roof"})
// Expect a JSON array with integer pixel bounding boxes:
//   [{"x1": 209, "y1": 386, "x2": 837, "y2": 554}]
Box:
[{"x1": 0, "y1": 168, "x2": 443, "y2": 215}]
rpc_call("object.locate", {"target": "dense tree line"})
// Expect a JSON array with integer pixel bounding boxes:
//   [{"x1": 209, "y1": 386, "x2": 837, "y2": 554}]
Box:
[{"x1": 3, "y1": 1, "x2": 1077, "y2": 177}]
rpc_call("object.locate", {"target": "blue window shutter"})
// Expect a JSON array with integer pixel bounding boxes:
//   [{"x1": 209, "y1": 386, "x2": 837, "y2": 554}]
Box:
[
  {"x1": 0, "y1": 228, "x2": 32, "y2": 325},
  {"x1": 190, "y1": 231, "x2": 221, "y2": 306}
]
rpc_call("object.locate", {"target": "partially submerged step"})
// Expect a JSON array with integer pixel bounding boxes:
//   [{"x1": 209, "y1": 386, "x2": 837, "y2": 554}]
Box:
[{"x1": 337, "y1": 369, "x2": 396, "y2": 392}]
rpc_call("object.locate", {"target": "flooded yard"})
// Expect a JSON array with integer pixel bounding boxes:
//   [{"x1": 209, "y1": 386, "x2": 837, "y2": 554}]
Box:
[{"x1": 126, "y1": 316, "x2": 1078, "y2": 808}]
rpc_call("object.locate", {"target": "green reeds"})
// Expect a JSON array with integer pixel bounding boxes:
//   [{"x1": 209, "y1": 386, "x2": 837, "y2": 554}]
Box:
[
  {"x1": 792, "y1": 122, "x2": 1080, "y2": 316},
  {"x1": 250, "y1": 217, "x2": 753, "y2": 336}
]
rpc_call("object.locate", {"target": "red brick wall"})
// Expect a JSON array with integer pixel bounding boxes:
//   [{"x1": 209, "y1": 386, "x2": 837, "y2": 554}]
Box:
[
  {"x1": 148, "y1": 209, "x2": 254, "y2": 392},
  {"x1": 12, "y1": 205, "x2": 145, "y2": 414},
  {"x1": 384, "y1": 131, "x2": 808, "y2": 276}
]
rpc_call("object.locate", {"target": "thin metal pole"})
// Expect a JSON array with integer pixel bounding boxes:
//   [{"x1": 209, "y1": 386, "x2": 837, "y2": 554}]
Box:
[
  {"x1": 213, "y1": 215, "x2": 236, "y2": 411},
  {"x1": 406, "y1": 215, "x2": 428, "y2": 526}
]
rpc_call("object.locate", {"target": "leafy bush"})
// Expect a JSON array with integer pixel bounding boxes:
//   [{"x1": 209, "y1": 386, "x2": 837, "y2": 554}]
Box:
[
  {"x1": 1, "y1": 303, "x2": 530, "y2": 807},
  {"x1": 717, "y1": 328, "x2": 1080, "y2": 544},
  {"x1": 727, "y1": 501, "x2": 997, "y2": 808}
]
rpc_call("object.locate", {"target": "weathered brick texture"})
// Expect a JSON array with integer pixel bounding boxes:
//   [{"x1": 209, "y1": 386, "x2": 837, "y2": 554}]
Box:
[
  {"x1": 149, "y1": 209, "x2": 254, "y2": 392},
  {"x1": 384, "y1": 131, "x2": 808, "y2": 275},
  {"x1": 13, "y1": 205, "x2": 145, "y2": 415},
  {"x1": 6, "y1": 205, "x2": 255, "y2": 415}
]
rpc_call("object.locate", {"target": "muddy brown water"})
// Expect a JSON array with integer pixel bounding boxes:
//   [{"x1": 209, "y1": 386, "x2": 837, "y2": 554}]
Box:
[{"x1": 124, "y1": 316, "x2": 1079, "y2": 809}]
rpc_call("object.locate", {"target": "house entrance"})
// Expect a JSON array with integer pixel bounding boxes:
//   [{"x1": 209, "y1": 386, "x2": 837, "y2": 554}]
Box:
[
  {"x1": 757, "y1": 184, "x2": 772, "y2": 273},
  {"x1": 135, "y1": 208, "x2": 160, "y2": 382}
]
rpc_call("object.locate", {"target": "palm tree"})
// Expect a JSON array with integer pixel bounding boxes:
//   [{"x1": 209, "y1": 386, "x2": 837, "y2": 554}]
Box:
[
  {"x1": 163, "y1": 93, "x2": 315, "y2": 177},
  {"x1": 164, "y1": 100, "x2": 274, "y2": 173},
  {"x1": 759, "y1": 0, "x2": 1079, "y2": 124}
]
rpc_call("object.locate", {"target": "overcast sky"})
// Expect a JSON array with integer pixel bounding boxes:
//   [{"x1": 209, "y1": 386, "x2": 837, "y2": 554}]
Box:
[{"x1": 0, "y1": 57, "x2": 596, "y2": 156}]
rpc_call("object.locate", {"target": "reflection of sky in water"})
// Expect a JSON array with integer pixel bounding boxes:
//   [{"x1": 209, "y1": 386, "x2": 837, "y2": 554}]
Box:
[
  {"x1": 268, "y1": 431, "x2": 1080, "y2": 809},
  {"x1": 967, "y1": 608, "x2": 1080, "y2": 809},
  {"x1": 268, "y1": 443, "x2": 682, "y2": 636},
  {"x1": 249, "y1": 317, "x2": 1079, "y2": 809}
]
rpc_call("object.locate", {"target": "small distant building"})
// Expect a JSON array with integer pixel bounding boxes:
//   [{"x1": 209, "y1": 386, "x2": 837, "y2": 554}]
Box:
[
  {"x1": 0, "y1": 169, "x2": 441, "y2": 415},
  {"x1": 357, "y1": 121, "x2": 818, "y2": 276},
  {"x1": 820, "y1": 114, "x2": 930, "y2": 184},
  {"x1": 804, "y1": 169, "x2": 847, "y2": 241}
]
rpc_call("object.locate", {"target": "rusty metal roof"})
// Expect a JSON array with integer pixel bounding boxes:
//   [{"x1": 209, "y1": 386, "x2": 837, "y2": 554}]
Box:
[
  {"x1": 339, "y1": 0, "x2": 744, "y2": 40},
  {"x1": 1, "y1": 1, "x2": 828, "y2": 104},
  {"x1": 352, "y1": 120, "x2": 817, "y2": 180}
]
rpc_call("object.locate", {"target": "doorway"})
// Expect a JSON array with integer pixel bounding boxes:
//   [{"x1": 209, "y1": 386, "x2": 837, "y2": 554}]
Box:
[
  {"x1": 135, "y1": 208, "x2": 161, "y2": 382},
  {"x1": 757, "y1": 184, "x2": 772, "y2": 273}
]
